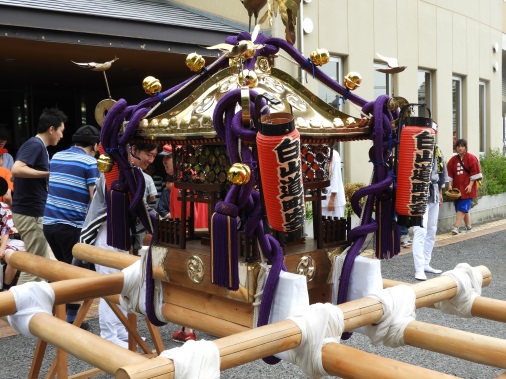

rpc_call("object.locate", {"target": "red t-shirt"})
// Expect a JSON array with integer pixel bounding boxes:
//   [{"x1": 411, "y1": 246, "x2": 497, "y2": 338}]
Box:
[{"x1": 446, "y1": 153, "x2": 482, "y2": 199}]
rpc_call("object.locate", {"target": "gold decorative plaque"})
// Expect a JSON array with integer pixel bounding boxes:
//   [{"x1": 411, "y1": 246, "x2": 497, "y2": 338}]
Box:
[
  {"x1": 187, "y1": 255, "x2": 205, "y2": 284},
  {"x1": 296, "y1": 255, "x2": 316, "y2": 282}
]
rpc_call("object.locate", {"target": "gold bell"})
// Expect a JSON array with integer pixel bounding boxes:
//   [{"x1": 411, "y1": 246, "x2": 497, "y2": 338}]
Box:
[
  {"x1": 310, "y1": 48, "x2": 330, "y2": 67},
  {"x1": 186, "y1": 53, "x2": 206, "y2": 72},
  {"x1": 237, "y1": 69, "x2": 258, "y2": 88},
  {"x1": 228, "y1": 163, "x2": 251, "y2": 185},
  {"x1": 344, "y1": 72, "x2": 362, "y2": 90},
  {"x1": 97, "y1": 154, "x2": 114, "y2": 173},
  {"x1": 142, "y1": 76, "x2": 162, "y2": 96}
]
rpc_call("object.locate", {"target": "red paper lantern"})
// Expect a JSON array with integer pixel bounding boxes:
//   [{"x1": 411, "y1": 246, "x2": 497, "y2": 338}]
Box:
[
  {"x1": 257, "y1": 112, "x2": 305, "y2": 235},
  {"x1": 395, "y1": 119, "x2": 435, "y2": 227}
]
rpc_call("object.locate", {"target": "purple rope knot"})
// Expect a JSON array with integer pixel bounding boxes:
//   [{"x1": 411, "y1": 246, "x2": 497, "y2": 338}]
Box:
[{"x1": 214, "y1": 201, "x2": 239, "y2": 218}]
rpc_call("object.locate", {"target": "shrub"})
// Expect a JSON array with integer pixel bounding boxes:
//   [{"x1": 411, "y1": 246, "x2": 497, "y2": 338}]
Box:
[
  {"x1": 344, "y1": 182, "x2": 366, "y2": 217},
  {"x1": 479, "y1": 148, "x2": 506, "y2": 196}
]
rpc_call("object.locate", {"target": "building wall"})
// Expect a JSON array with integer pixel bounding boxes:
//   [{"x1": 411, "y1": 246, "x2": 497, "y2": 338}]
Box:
[{"x1": 278, "y1": 0, "x2": 503, "y2": 183}]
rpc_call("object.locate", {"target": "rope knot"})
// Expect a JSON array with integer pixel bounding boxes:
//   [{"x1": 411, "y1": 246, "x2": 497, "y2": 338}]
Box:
[{"x1": 214, "y1": 201, "x2": 239, "y2": 218}]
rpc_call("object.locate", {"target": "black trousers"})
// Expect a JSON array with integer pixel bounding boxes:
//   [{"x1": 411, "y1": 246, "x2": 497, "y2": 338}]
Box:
[{"x1": 43, "y1": 223, "x2": 81, "y2": 264}]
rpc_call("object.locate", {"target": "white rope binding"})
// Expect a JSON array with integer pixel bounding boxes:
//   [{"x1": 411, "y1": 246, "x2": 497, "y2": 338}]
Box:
[
  {"x1": 160, "y1": 340, "x2": 220, "y2": 379},
  {"x1": 120, "y1": 251, "x2": 167, "y2": 323},
  {"x1": 365, "y1": 285, "x2": 416, "y2": 348},
  {"x1": 7, "y1": 281, "x2": 55, "y2": 338},
  {"x1": 281, "y1": 303, "x2": 344, "y2": 379},
  {"x1": 434, "y1": 263, "x2": 482, "y2": 318}
]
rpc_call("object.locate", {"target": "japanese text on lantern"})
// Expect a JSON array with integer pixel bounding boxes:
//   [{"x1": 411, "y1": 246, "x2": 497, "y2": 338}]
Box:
[
  {"x1": 274, "y1": 136, "x2": 305, "y2": 231},
  {"x1": 409, "y1": 130, "x2": 434, "y2": 215}
]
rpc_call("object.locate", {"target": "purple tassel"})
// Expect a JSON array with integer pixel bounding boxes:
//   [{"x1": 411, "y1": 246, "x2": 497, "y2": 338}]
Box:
[
  {"x1": 211, "y1": 201, "x2": 239, "y2": 290},
  {"x1": 105, "y1": 180, "x2": 130, "y2": 251}
]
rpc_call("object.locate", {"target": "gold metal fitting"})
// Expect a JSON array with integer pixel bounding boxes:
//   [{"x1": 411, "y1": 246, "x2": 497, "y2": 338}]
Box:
[
  {"x1": 186, "y1": 53, "x2": 206, "y2": 72},
  {"x1": 310, "y1": 48, "x2": 330, "y2": 66},
  {"x1": 228, "y1": 163, "x2": 251, "y2": 185},
  {"x1": 97, "y1": 154, "x2": 114, "y2": 173},
  {"x1": 142, "y1": 76, "x2": 162, "y2": 96},
  {"x1": 344, "y1": 72, "x2": 362, "y2": 90}
]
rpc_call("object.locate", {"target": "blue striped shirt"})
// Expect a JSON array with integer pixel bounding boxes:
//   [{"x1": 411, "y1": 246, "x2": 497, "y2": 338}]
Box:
[{"x1": 43, "y1": 146, "x2": 99, "y2": 228}]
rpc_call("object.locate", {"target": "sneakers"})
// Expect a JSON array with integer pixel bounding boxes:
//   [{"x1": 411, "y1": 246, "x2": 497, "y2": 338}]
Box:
[
  {"x1": 462, "y1": 226, "x2": 472, "y2": 232},
  {"x1": 424, "y1": 266, "x2": 443, "y2": 274},
  {"x1": 400, "y1": 234, "x2": 412, "y2": 247},
  {"x1": 451, "y1": 226, "x2": 459, "y2": 235},
  {"x1": 172, "y1": 327, "x2": 196, "y2": 343},
  {"x1": 415, "y1": 272, "x2": 427, "y2": 281}
]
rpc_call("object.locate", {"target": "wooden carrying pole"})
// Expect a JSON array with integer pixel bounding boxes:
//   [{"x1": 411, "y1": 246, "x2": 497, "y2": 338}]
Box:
[
  {"x1": 29, "y1": 313, "x2": 148, "y2": 375},
  {"x1": 4, "y1": 249, "x2": 503, "y2": 378},
  {"x1": 0, "y1": 274, "x2": 124, "y2": 317},
  {"x1": 117, "y1": 328, "x2": 462, "y2": 379},
  {"x1": 13, "y1": 309, "x2": 463, "y2": 379},
  {"x1": 383, "y1": 277, "x2": 506, "y2": 324}
]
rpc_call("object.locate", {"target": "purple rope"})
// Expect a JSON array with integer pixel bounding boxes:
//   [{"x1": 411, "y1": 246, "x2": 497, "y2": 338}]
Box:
[{"x1": 335, "y1": 95, "x2": 399, "y2": 339}]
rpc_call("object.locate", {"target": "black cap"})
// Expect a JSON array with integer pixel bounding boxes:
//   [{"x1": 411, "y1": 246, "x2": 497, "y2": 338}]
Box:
[
  {"x1": 72, "y1": 125, "x2": 100, "y2": 145},
  {"x1": 0, "y1": 177, "x2": 8, "y2": 197}
]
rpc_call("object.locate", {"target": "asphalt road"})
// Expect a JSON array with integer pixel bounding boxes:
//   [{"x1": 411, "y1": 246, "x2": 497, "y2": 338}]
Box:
[{"x1": 0, "y1": 229, "x2": 505, "y2": 378}]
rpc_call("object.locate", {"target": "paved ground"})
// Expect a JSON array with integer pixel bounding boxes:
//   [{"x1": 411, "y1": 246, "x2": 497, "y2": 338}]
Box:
[{"x1": 1, "y1": 219, "x2": 506, "y2": 378}]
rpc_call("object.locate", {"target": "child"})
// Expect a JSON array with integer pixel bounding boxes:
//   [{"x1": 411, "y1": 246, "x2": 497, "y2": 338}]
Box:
[{"x1": 0, "y1": 177, "x2": 23, "y2": 291}]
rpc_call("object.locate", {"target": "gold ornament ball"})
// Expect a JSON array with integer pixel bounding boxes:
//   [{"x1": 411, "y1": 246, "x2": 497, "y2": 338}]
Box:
[
  {"x1": 238, "y1": 69, "x2": 258, "y2": 88},
  {"x1": 310, "y1": 48, "x2": 330, "y2": 67},
  {"x1": 186, "y1": 53, "x2": 206, "y2": 72},
  {"x1": 142, "y1": 76, "x2": 162, "y2": 96},
  {"x1": 344, "y1": 72, "x2": 362, "y2": 90},
  {"x1": 228, "y1": 163, "x2": 251, "y2": 185},
  {"x1": 97, "y1": 154, "x2": 114, "y2": 173}
]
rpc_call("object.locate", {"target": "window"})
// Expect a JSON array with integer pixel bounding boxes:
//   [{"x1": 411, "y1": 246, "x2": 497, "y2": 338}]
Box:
[
  {"x1": 452, "y1": 76, "x2": 463, "y2": 151},
  {"x1": 318, "y1": 56, "x2": 343, "y2": 108},
  {"x1": 373, "y1": 63, "x2": 392, "y2": 98},
  {"x1": 317, "y1": 56, "x2": 344, "y2": 176},
  {"x1": 479, "y1": 81, "x2": 486, "y2": 154},
  {"x1": 417, "y1": 70, "x2": 432, "y2": 110}
]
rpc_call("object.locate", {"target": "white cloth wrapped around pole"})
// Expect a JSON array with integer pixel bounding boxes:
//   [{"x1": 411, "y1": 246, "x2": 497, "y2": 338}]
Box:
[
  {"x1": 160, "y1": 340, "x2": 220, "y2": 379},
  {"x1": 120, "y1": 251, "x2": 167, "y2": 323},
  {"x1": 434, "y1": 263, "x2": 483, "y2": 318},
  {"x1": 279, "y1": 303, "x2": 344, "y2": 379},
  {"x1": 365, "y1": 285, "x2": 416, "y2": 348},
  {"x1": 7, "y1": 281, "x2": 55, "y2": 338}
]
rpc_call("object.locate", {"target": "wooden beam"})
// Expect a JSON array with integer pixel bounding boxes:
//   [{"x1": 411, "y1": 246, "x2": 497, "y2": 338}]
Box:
[
  {"x1": 0, "y1": 273, "x2": 123, "y2": 317},
  {"x1": 72, "y1": 243, "x2": 166, "y2": 281},
  {"x1": 383, "y1": 277, "x2": 506, "y2": 324},
  {"x1": 29, "y1": 313, "x2": 148, "y2": 376},
  {"x1": 6, "y1": 250, "x2": 500, "y2": 379},
  {"x1": 404, "y1": 320, "x2": 506, "y2": 369}
]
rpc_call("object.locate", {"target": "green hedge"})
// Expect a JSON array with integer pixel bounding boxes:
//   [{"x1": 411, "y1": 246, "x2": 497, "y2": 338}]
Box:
[{"x1": 478, "y1": 148, "x2": 506, "y2": 197}]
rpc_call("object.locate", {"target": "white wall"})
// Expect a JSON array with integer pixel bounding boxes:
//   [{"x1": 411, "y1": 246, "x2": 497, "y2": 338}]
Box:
[{"x1": 295, "y1": 0, "x2": 503, "y2": 183}]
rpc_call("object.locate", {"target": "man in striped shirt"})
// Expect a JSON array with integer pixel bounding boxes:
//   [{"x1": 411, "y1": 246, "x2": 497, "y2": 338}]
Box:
[{"x1": 42, "y1": 124, "x2": 100, "y2": 326}]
